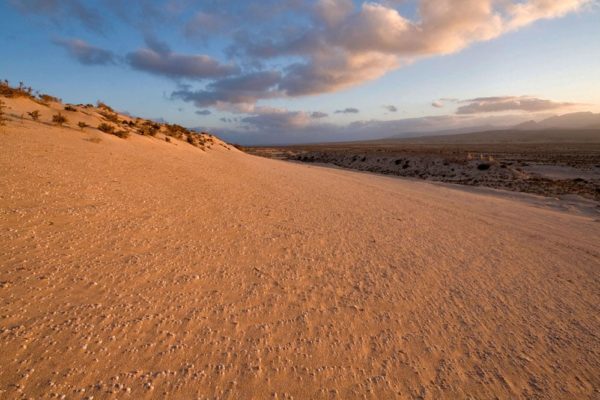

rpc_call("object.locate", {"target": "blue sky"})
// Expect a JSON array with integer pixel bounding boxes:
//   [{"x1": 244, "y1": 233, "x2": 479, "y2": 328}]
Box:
[{"x1": 1, "y1": 0, "x2": 599, "y2": 144}]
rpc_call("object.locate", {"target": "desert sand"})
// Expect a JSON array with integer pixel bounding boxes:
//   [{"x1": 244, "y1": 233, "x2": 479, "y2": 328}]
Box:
[{"x1": 1, "y1": 96, "x2": 599, "y2": 399}]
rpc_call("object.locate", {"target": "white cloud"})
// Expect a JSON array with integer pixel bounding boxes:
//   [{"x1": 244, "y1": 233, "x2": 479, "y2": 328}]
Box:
[{"x1": 456, "y1": 96, "x2": 577, "y2": 114}]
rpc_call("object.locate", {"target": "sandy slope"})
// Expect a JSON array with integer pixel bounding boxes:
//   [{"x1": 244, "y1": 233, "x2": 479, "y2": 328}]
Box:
[{"x1": 1, "y1": 104, "x2": 599, "y2": 399}]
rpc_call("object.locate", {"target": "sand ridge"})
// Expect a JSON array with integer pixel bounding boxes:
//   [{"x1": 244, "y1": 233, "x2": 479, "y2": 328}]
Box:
[{"x1": 1, "y1": 97, "x2": 599, "y2": 399}]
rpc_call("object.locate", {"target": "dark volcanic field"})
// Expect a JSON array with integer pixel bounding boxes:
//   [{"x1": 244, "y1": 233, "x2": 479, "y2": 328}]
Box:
[{"x1": 244, "y1": 132, "x2": 600, "y2": 202}]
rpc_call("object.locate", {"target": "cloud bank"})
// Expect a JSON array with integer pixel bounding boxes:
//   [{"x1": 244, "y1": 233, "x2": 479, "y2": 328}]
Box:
[
  {"x1": 12, "y1": 0, "x2": 590, "y2": 110},
  {"x1": 54, "y1": 38, "x2": 116, "y2": 66},
  {"x1": 171, "y1": 0, "x2": 591, "y2": 108}
]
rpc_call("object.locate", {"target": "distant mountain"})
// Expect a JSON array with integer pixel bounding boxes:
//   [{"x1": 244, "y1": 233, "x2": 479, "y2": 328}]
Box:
[
  {"x1": 381, "y1": 125, "x2": 499, "y2": 141},
  {"x1": 382, "y1": 112, "x2": 600, "y2": 142},
  {"x1": 388, "y1": 129, "x2": 600, "y2": 145},
  {"x1": 514, "y1": 112, "x2": 600, "y2": 130}
]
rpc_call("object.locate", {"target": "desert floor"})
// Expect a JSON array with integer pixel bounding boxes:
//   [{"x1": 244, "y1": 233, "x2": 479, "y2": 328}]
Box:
[{"x1": 1, "y1": 112, "x2": 599, "y2": 399}]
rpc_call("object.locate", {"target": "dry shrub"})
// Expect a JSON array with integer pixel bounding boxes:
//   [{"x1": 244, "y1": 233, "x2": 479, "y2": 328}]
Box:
[
  {"x1": 98, "y1": 123, "x2": 115, "y2": 133},
  {"x1": 100, "y1": 110, "x2": 119, "y2": 123},
  {"x1": 39, "y1": 94, "x2": 61, "y2": 103},
  {"x1": 52, "y1": 112, "x2": 67, "y2": 126},
  {"x1": 138, "y1": 121, "x2": 160, "y2": 136},
  {"x1": 97, "y1": 101, "x2": 113, "y2": 112},
  {"x1": 113, "y1": 130, "x2": 129, "y2": 139},
  {"x1": 78, "y1": 121, "x2": 88, "y2": 129},
  {"x1": 64, "y1": 105, "x2": 77, "y2": 112},
  {"x1": 98, "y1": 122, "x2": 128, "y2": 138},
  {"x1": 28, "y1": 110, "x2": 41, "y2": 121}
]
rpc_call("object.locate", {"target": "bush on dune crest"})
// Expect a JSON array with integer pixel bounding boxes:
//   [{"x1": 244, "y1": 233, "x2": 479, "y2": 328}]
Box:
[{"x1": 0, "y1": 80, "x2": 34, "y2": 99}]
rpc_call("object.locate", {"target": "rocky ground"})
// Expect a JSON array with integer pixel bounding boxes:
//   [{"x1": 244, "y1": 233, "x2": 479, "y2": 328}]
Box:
[{"x1": 246, "y1": 142, "x2": 600, "y2": 203}]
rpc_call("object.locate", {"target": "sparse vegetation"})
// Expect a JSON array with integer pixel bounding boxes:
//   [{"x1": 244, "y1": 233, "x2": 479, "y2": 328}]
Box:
[
  {"x1": 97, "y1": 101, "x2": 113, "y2": 112},
  {"x1": 0, "y1": 99, "x2": 6, "y2": 126},
  {"x1": 113, "y1": 130, "x2": 129, "y2": 139},
  {"x1": 100, "y1": 110, "x2": 119, "y2": 123},
  {"x1": 52, "y1": 112, "x2": 67, "y2": 126},
  {"x1": 98, "y1": 122, "x2": 128, "y2": 138},
  {"x1": 138, "y1": 121, "x2": 160, "y2": 136},
  {"x1": 39, "y1": 94, "x2": 61, "y2": 104},
  {"x1": 98, "y1": 123, "x2": 115, "y2": 134},
  {"x1": 165, "y1": 123, "x2": 191, "y2": 139},
  {"x1": 28, "y1": 110, "x2": 40, "y2": 121},
  {"x1": 84, "y1": 137, "x2": 102, "y2": 144},
  {"x1": 2, "y1": 82, "x2": 222, "y2": 148},
  {"x1": 0, "y1": 80, "x2": 34, "y2": 99}
]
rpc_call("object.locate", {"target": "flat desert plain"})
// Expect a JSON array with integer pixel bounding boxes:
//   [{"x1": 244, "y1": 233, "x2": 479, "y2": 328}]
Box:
[{"x1": 1, "y1": 99, "x2": 599, "y2": 399}]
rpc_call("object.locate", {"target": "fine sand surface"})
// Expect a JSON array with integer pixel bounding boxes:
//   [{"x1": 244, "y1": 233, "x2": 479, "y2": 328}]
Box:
[{"x1": 1, "y1": 102, "x2": 599, "y2": 399}]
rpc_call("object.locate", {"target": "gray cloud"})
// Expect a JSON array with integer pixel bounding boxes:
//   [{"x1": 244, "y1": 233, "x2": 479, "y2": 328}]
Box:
[
  {"x1": 127, "y1": 49, "x2": 238, "y2": 80},
  {"x1": 384, "y1": 105, "x2": 398, "y2": 112},
  {"x1": 10, "y1": 0, "x2": 106, "y2": 32},
  {"x1": 171, "y1": 71, "x2": 282, "y2": 107},
  {"x1": 432, "y1": 100, "x2": 444, "y2": 108},
  {"x1": 311, "y1": 111, "x2": 328, "y2": 119},
  {"x1": 456, "y1": 96, "x2": 577, "y2": 114},
  {"x1": 195, "y1": 110, "x2": 212, "y2": 116},
  {"x1": 127, "y1": 37, "x2": 239, "y2": 80},
  {"x1": 335, "y1": 107, "x2": 359, "y2": 114},
  {"x1": 241, "y1": 110, "x2": 314, "y2": 131},
  {"x1": 54, "y1": 38, "x2": 116, "y2": 66},
  {"x1": 184, "y1": 12, "x2": 227, "y2": 38}
]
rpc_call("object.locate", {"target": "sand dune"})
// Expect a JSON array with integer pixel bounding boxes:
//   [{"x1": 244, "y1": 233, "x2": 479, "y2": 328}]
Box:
[{"x1": 1, "y1": 98, "x2": 599, "y2": 399}]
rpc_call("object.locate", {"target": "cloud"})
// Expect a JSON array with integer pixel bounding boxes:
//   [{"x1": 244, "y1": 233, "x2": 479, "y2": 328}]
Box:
[
  {"x1": 54, "y1": 38, "x2": 116, "y2": 66},
  {"x1": 127, "y1": 37, "x2": 239, "y2": 80},
  {"x1": 171, "y1": 71, "x2": 283, "y2": 108},
  {"x1": 311, "y1": 111, "x2": 329, "y2": 119},
  {"x1": 335, "y1": 107, "x2": 359, "y2": 114},
  {"x1": 216, "y1": 0, "x2": 590, "y2": 105},
  {"x1": 184, "y1": 12, "x2": 226, "y2": 38},
  {"x1": 195, "y1": 110, "x2": 212, "y2": 116},
  {"x1": 9, "y1": 0, "x2": 591, "y2": 114},
  {"x1": 456, "y1": 96, "x2": 577, "y2": 114},
  {"x1": 432, "y1": 100, "x2": 445, "y2": 108},
  {"x1": 127, "y1": 49, "x2": 238, "y2": 80},
  {"x1": 241, "y1": 109, "x2": 315, "y2": 131},
  {"x1": 9, "y1": 0, "x2": 106, "y2": 32},
  {"x1": 384, "y1": 105, "x2": 398, "y2": 112}
]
